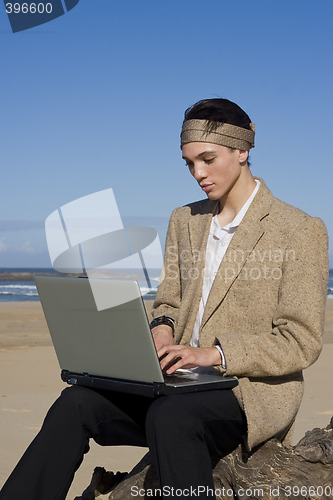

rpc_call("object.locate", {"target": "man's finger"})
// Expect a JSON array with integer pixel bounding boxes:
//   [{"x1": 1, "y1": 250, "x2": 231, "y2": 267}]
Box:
[
  {"x1": 158, "y1": 344, "x2": 185, "y2": 357},
  {"x1": 160, "y1": 351, "x2": 183, "y2": 371},
  {"x1": 165, "y1": 357, "x2": 192, "y2": 374}
]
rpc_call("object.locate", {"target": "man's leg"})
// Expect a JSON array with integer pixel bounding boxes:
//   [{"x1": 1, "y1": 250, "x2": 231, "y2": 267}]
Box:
[
  {"x1": 0, "y1": 386, "x2": 151, "y2": 500},
  {"x1": 145, "y1": 389, "x2": 246, "y2": 500}
]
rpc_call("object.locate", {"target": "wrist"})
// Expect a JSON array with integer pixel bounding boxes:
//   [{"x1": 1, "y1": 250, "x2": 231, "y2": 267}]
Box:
[
  {"x1": 211, "y1": 346, "x2": 223, "y2": 366},
  {"x1": 150, "y1": 316, "x2": 175, "y2": 337},
  {"x1": 152, "y1": 324, "x2": 173, "y2": 335}
]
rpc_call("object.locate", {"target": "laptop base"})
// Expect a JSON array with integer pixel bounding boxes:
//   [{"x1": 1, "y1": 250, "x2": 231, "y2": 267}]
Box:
[{"x1": 61, "y1": 370, "x2": 238, "y2": 398}]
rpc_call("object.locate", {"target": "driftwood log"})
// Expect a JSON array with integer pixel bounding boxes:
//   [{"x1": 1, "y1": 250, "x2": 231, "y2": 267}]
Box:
[{"x1": 75, "y1": 417, "x2": 333, "y2": 500}]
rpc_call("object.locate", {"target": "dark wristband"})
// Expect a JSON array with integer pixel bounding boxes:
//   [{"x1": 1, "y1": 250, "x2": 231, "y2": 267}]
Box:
[{"x1": 149, "y1": 315, "x2": 175, "y2": 336}]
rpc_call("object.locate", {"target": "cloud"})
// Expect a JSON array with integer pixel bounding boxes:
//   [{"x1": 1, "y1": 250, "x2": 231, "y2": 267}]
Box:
[
  {"x1": 122, "y1": 215, "x2": 169, "y2": 228},
  {"x1": 0, "y1": 220, "x2": 44, "y2": 231},
  {"x1": 0, "y1": 237, "x2": 7, "y2": 252},
  {"x1": 0, "y1": 237, "x2": 44, "y2": 256},
  {"x1": 0, "y1": 218, "x2": 169, "y2": 232},
  {"x1": 20, "y1": 240, "x2": 45, "y2": 255}
]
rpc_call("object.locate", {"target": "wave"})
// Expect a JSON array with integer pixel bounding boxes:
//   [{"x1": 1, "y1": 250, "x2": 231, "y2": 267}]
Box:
[
  {"x1": 0, "y1": 280, "x2": 157, "y2": 301},
  {"x1": 0, "y1": 281, "x2": 39, "y2": 300},
  {"x1": 0, "y1": 284, "x2": 36, "y2": 290},
  {"x1": 0, "y1": 279, "x2": 332, "y2": 301}
]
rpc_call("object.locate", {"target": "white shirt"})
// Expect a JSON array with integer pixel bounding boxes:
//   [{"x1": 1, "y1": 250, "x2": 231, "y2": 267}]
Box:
[{"x1": 189, "y1": 180, "x2": 261, "y2": 370}]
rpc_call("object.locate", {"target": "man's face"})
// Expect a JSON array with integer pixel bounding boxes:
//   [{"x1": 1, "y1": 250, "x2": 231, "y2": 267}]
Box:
[{"x1": 181, "y1": 142, "x2": 247, "y2": 203}]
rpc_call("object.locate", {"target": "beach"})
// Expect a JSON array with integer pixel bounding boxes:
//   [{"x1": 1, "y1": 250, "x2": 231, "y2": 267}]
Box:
[{"x1": 0, "y1": 299, "x2": 332, "y2": 498}]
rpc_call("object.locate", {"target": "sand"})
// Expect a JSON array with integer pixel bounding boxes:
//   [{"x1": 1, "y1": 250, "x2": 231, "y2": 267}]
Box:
[{"x1": 0, "y1": 299, "x2": 332, "y2": 498}]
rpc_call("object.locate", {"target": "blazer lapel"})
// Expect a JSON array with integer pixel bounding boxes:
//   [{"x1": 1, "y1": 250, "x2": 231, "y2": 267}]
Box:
[
  {"x1": 175, "y1": 199, "x2": 217, "y2": 344},
  {"x1": 200, "y1": 179, "x2": 273, "y2": 329}
]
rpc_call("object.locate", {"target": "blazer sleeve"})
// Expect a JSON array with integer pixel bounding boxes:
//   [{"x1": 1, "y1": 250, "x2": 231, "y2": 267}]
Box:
[
  {"x1": 218, "y1": 217, "x2": 329, "y2": 378},
  {"x1": 151, "y1": 208, "x2": 182, "y2": 323}
]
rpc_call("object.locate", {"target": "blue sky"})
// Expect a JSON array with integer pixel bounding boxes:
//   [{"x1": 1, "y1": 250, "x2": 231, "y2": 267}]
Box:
[{"x1": 0, "y1": 0, "x2": 332, "y2": 267}]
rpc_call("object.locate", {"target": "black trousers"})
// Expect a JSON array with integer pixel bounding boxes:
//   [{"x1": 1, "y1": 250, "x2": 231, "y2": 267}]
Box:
[{"x1": 0, "y1": 386, "x2": 246, "y2": 500}]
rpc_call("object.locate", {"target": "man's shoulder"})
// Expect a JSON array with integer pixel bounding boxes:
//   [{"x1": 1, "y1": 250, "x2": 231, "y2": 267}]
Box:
[
  {"x1": 270, "y1": 195, "x2": 310, "y2": 222},
  {"x1": 257, "y1": 177, "x2": 316, "y2": 221},
  {"x1": 172, "y1": 198, "x2": 215, "y2": 218},
  {"x1": 262, "y1": 183, "x2": 326, "y2": 236}
]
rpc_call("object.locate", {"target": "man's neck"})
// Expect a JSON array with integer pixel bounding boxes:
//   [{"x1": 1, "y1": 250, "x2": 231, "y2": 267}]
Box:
[{"x1": 217, "y1": 169, "x2": 257, "y2": 227}]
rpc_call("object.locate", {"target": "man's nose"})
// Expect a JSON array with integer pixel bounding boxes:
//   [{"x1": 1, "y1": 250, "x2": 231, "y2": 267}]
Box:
[{"x1": 192, "y1": 164, "x2": 207, "y2": 181}]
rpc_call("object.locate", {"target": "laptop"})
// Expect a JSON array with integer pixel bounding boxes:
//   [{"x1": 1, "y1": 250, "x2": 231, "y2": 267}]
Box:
[{"x1": 34, "y1": 276, "x2": 238, "y2": 397}]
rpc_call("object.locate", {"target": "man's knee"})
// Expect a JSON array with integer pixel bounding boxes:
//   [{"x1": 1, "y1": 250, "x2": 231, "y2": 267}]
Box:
[
  {"x1": 45, "y1": 386, "x2": 99, "y2": 425},
  {"x1": 58, "y1": 385, "x2": 90, "y2": 409}
]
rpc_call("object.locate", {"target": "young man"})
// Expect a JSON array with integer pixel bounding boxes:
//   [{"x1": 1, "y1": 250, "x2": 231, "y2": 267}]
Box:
[{"x1": 0, "y1": 98, "x2": 328, "y2": 500}]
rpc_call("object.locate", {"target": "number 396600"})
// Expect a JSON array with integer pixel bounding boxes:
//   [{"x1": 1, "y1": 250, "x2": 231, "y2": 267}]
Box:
[{"x1": 5, "y1": 3, "x2": 53, "y2": 14}]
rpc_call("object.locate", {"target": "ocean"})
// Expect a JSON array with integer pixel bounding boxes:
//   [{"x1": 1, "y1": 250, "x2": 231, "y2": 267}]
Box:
[
  {"x1": 328, "y1": 268, "x2": 333, "y2": 297},
  {"x1": 0, "y1": 267, "x2": 332, "y2": 302},
  {"x1": 0, "y1": 268, "x2": 160, "y2": 302}
]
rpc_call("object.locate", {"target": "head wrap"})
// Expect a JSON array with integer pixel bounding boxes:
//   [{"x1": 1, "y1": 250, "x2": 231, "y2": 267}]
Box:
[{"x1": 180, "y1": 119, "x2": 255, "y2": 150}]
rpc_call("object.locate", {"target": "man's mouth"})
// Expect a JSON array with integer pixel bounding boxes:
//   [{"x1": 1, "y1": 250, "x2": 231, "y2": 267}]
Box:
[{"x1": 200, "y1": 183, "x2": 214, "y2": 192}]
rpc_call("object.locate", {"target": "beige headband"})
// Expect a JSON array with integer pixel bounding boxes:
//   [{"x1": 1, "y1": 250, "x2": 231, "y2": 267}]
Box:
[{"x1": 180, "y1": 119, "x2": 255, "y2": 150}]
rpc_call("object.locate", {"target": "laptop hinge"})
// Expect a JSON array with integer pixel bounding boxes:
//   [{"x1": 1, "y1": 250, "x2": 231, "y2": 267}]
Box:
[
  {"x1": 61, "y1": 369, "x2": 91, "y2": 386},
  {"x1": 152, "y1": 382, "x2": 164, "y2": 396}
]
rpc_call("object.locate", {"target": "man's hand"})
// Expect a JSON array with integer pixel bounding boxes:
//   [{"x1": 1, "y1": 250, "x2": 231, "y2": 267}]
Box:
[
  {"x1": 151, "y1": 324, "x2": 174, "y2": 351},
  {"x1": 157, "y1": 344, "x2": 222, "y2": 374}
]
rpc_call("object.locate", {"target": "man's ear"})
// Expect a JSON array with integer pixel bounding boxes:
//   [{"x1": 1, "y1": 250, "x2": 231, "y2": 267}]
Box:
[{"x1": 238, "y1": 150, "x2": 249, "y2": 164}]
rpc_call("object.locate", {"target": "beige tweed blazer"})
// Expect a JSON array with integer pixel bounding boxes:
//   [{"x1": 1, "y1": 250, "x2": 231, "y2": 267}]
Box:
[{"x1": 152, "y1": 178, "x2": 329, "y2": 450}]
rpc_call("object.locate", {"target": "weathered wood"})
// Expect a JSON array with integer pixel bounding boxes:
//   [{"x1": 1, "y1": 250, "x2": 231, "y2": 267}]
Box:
[{"x1": 75, "y1": 418, "x2": 333, "y2": 500}]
